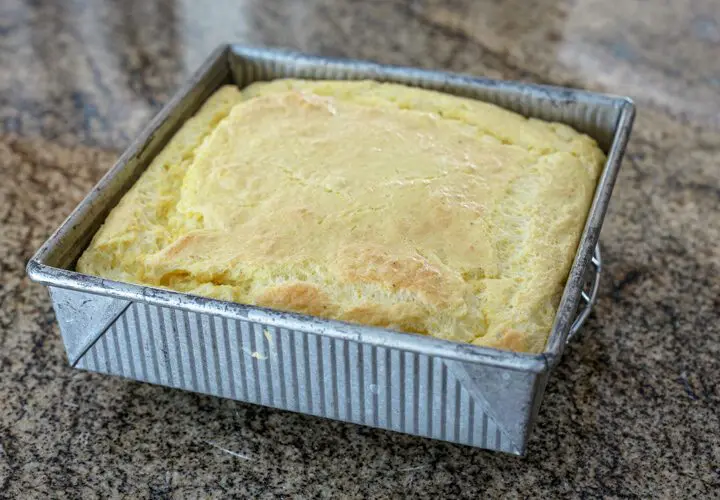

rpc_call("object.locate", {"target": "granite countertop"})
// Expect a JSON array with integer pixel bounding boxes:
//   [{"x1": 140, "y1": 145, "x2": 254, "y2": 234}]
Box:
[{"x1": 1, "y1": 0, "x2": 718, "y2": 497}]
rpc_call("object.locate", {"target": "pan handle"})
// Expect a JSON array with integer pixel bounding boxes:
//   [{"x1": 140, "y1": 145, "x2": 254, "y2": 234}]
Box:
[{"x1": 566, "y1": 244, "x2": 602, "y2": 344}]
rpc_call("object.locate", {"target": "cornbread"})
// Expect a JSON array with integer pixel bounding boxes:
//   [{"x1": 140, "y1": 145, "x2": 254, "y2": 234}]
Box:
[{"x1": 77, "y1": 79, "x2": 605, "y2": 353}]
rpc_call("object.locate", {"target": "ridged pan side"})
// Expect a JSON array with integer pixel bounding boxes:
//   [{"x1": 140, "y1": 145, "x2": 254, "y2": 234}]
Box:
[{"x1": 75, "y1": 299, "x2": 530, "y2": 454}]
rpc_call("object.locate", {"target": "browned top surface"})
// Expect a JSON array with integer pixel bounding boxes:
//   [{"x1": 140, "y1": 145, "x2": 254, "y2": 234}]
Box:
[{"x1": 1, "y1": 0, "x2": 718, "y2": 497}]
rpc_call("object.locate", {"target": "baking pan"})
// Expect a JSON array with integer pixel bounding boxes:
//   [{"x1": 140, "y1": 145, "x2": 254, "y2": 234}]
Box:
[{"x1": 26, "y1": 45, "x2": 634, "y2": 455}]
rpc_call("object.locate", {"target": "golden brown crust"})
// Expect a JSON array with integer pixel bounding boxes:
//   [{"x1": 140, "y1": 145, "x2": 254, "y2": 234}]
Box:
[
  {"x1": 256, "y1": 283, "x2": 336, "y2": 318},
  {"x1": 77, "y1": 80, "x2": 605, "y2": 353},
  {"x1": 339, "y1": 303, "x2": 427, "y2": 334},
  {"x1": 480, "y1": 329, "x2": 529, "y2": 352},
  {"x1": 336, "y1": 244, "x2": 457, "y2": 306}
]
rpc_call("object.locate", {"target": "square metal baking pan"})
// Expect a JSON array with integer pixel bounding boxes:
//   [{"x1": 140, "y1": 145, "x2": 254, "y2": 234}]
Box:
[{"x1": 27, "y1": 45, "x2": 634, "y2": 455}]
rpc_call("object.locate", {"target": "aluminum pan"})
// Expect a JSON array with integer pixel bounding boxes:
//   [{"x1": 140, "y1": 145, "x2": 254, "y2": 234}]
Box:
[{"x1": 26, "y1": 45, "x2": 634, "y2": 454}]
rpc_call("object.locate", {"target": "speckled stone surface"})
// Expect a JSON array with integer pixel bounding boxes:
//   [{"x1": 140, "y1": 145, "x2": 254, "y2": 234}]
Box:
[{"x1": 1, "y1": 0, "x2": 719, "y2": 497}]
